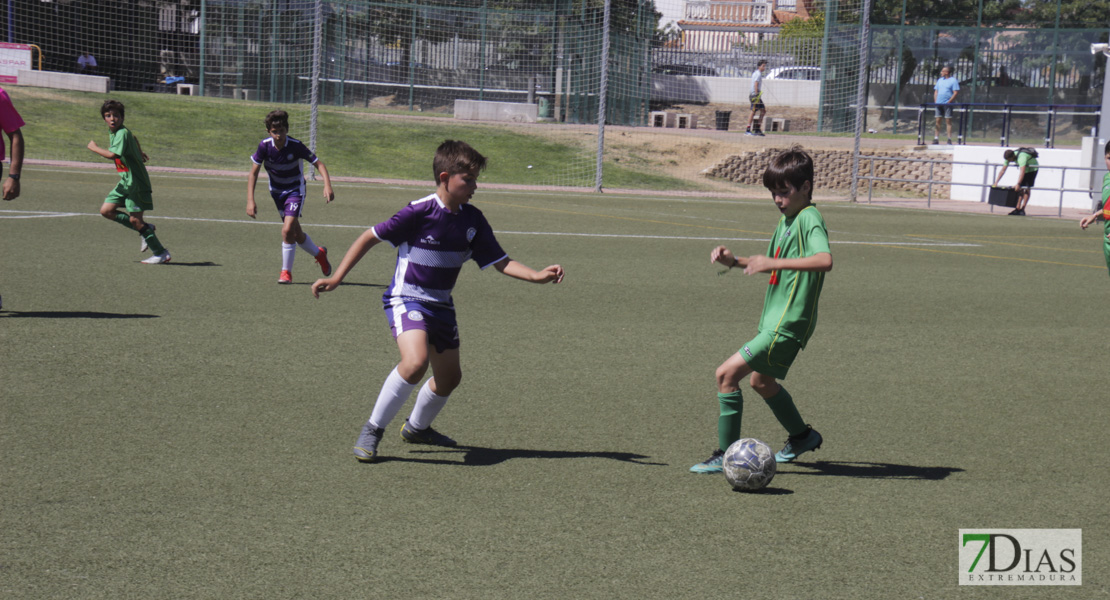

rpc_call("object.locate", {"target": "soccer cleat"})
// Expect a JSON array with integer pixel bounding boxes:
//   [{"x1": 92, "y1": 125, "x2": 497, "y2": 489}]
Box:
[
  {"x1": 946, "y1": 139, "x2": 953, "y2": 145},
  {"x1": 744, "y1": 130, "x2": 755, "y2": 136},
  {"x1": 141, "y1": 251, "x2": 171, "y2": 264},
  {"x1": 775, "y1": 426, "x2": 823, "y2": 463},
  {"x1": 315, "y1": 246, "x2": 332, "y2": 276},
  {"x1": 755, "y1": 131, "x2": 766, "y2": 137},
  {"x1": 353, "y1": 422, "x2": 385, "y2": 462},
  {"x1": 400, "y1": 419, "x2": 457, "y2": 446},
  {"x1": 932, "y1": 137, "x2": 939, "y2": 145},
  {"x1": 690, "y1": 448, "x2": 725, "y2": 473},
  {"x1": 278, "y1": 270, "x2": 292, "y2": 284}
]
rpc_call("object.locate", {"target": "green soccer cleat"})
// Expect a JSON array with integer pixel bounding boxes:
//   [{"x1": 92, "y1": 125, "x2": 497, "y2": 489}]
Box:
[
  {"x1": 775, "y1": 426, "x2": 823, "y2": 463},
  {"x1": 689, "y1": 448, "x2": 725, "y2": 474},
  {"x1": 400, "y1": 419, "x2": 457, "y2": 447},
  {"x1": 353, "y1": 422, "x2": 385, "y2": 462}
]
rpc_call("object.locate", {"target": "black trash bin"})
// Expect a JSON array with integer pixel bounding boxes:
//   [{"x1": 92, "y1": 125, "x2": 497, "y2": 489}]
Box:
[{"x1": 715, "y1": 110, "x2": 732, "y2": 131}]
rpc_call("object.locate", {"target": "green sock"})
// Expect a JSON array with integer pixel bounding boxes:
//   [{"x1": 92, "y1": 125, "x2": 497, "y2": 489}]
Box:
[
  {"x1": 140, "y1": 226, "x2": 166, "y2": 255},
  {"x1": 764, "y1": 386, "x2": 807, "y2": 437},
  {"x1": 717, "y1": 390, "x2": 744, "y2": 452},
  {"x1": 113, "y1": 213, "x2": 138, "y2": 231}
]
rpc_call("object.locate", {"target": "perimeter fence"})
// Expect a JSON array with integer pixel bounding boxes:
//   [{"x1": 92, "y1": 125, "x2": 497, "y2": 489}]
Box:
[{"x1": 3, "y1": 0, "x2": 1105, "y2": 195}]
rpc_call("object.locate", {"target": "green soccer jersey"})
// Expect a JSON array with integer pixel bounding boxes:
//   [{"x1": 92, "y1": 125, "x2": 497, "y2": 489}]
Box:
[
  {"x1": 109, "y1": 125, "x2": 151, "y2": 193},
  {"x1": 757, "y1": 204, "x2": 831, "y2": 348}
]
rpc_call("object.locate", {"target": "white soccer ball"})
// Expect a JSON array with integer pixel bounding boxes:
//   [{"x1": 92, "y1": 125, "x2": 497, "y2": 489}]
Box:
[{"x1": 723, "y1": 438, "x2": 777, "y2": 492}]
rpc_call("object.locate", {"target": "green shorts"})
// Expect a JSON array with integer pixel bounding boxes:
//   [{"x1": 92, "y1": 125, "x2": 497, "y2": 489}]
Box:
[
  {"x1": 104, "y1": 183, "x2": 153, "y2": 213},
  {"x1": 739, "y1": 331, "x2": 801, "y2": 380}
]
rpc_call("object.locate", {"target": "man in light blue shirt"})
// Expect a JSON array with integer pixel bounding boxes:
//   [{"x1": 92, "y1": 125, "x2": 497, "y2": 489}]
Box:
[
  {"x1": 933, "y1": 66, "x2": 959, "y2": 144},
  {"x1": 745, "y1": 60, "x2": 768, "y2": 136}
]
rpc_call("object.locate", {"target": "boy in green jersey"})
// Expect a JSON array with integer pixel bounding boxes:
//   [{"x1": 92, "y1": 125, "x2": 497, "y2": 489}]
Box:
[
  {"x1": 692, "y1": 146, "x2": 833, "y2": 473},
  {"x1": 87, "y1": 99, "x2": 170, "y2": 264},
  {"x1": 1078, "y1": 141, "x2": 1110, "y2": 277}
]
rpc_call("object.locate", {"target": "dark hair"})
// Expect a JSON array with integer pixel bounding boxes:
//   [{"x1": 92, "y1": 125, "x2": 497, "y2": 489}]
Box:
[
  {"x1": 1104, "y1": 140, "x2": 1110, "y2": 156},
  {"x1": 264, "y1": 110, "x2": 289, "y2": 131},
  {"x1": 100, "y1": 99, "x2": 125, "y2": 119},
  {"x1": 762, "y1": 145, "x2": 814, "y2": 199},
  {"x1": 433, "y1": 140, "x2": 487, "y2": 184},
  {"x1": 757, "y1": 59, "x2": 768, "y2": 67},
  {"x1": 1003, "y1": 150, "x2": 1016, "y2": 162}
]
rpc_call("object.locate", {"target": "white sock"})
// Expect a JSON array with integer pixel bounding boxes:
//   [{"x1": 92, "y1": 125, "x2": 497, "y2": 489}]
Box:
[
  {"x1": 297, "y1": 234, "x2": 319, "y2": 256},
  {"x1": 368, "y1": 367, "x2": 418, "y2": 429},
  {"x1": 281, "y1": 242, "x2": 295, "y2": 271},
  {"x1": 407, "y1": 380, "x2": 449, "y2": 430}
]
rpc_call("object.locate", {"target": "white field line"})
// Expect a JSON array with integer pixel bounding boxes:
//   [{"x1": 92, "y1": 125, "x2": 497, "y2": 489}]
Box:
[{"x1": 0, "y1": 209, "x2": 983, "y2": 247}]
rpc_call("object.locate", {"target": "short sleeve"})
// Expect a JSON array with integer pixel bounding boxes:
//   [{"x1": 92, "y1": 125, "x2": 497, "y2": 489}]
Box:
[
  {"x1": 0, "y1": 90, "x2": 24, "y2": 134},
  {"x1": 468, "y1": 214, "x2": 508, "y2": 269},
  {"x1": 250, "y1": 141, "x2": 265, "y2": 165},
  {"x1": 372, "y1": 203, "x2": 420, "y2": 248}
]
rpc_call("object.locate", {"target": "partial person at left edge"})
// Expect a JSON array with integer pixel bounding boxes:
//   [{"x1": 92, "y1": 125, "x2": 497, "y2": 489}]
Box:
[{"x1": 0, "y1": 85, "x2": 26, "y2": 311}]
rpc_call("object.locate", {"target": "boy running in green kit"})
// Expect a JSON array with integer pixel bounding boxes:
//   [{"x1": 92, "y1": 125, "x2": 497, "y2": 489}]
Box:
[
  {"x1": 87, "y1": 99, "x2": 170, "y2": 264},
  {"x1": 692, "y1": 146, "x2": 833, "y2": 473},
  {"x1": 1079, "y1": 141, "x2": 1110, "y2": 277}
]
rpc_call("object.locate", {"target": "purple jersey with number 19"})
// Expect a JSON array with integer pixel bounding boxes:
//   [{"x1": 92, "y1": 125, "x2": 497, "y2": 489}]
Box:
[{"x1": 372, "y1": 193, "x2": 508, "y2": 309}]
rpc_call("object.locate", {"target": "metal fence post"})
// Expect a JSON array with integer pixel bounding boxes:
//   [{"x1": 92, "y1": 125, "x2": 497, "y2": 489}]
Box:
[
  {"x1": 594, "y1": 0, "x2": 610, "y2": 193},
  {"x1": 927, "y1": 160, "x2": 934, "y2": 208}
]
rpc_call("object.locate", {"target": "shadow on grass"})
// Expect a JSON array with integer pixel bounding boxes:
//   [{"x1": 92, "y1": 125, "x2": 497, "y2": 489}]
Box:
[
  {"x1": 383, "y1": 445, "x2": 666, "y2": 467},
  {"x1": 290, "y1": 281, "x2": 385, "y2": 288},
  {"x1": 732, "y1": 487, "x2": 794, "y2": 495},
  {"x1": 782, "y1": 460, "x2": 964, "y2": 480},
  {"x1": 0, "y1": 310, "x2": 159, "y2": 319},
  {"x1": 160, "y1": 261, "x2": 220, "y2": 267}
]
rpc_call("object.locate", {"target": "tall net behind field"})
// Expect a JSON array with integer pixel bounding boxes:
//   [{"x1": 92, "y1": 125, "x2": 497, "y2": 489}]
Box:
[{"x1": 6, "y1": 1, "x2": 311, "y2": 163}]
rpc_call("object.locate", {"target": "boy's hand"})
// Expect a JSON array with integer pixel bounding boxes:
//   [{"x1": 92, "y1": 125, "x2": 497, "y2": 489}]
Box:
[
  {"x1": 743, "y1": 254, "x2": 774, "y2": 274},
  {"x1": 1080, "y1": 215, "x2": 1095, "y2": 229},
  {"x1": 537, "y1": 265, "x2": 565, "y2": 284},
  {"x1": 710, "y1": 245, "x2": 735, "y2": 266},
  {"x1": 312, "y1": 277, "x2": 339, "y2": 298},
  {"x1": 87, "y1": 140, "x2": 100, "y2": 151},
  {"x1": 323, "y1": 185, "x2": 334, "y2": 203},
  {"x1": 246, "y1": 201, "x2": 257, "y2": 219},
  {"x1": 141, "y1": 152, "x2": 149, "y2": 163}
]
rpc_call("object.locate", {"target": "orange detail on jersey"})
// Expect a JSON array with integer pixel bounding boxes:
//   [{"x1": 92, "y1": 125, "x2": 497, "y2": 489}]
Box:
[
  {"x1": 114, "y1": 158, "x2": 129, "y2": 173},
  {"x1": 1102, "y1": 203, "x2": 1110, "y2": 220},
  {"x1": 768, "y1": 245, "x2": 782, "y2": 285}
]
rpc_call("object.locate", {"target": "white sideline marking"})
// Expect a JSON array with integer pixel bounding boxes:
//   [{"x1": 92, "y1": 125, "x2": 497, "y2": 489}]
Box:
[{"x1": 0, "y1": 209, "x2": 983, "y2": 247}]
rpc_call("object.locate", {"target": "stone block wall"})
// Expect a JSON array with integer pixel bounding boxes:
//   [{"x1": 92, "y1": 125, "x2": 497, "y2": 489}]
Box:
[{"x1": 704, "y1": 148, "x2": 952, "y2": 198}]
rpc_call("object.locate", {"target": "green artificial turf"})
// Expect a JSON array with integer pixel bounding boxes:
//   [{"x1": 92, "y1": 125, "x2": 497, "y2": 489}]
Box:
[{"x1": 2, "y1": 168, "x2": 1107, "y2": 598}]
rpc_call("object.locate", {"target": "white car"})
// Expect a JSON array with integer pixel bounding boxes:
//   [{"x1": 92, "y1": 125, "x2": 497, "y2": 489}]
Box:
[{"x1": 765, "y1": 66, "x2": 821, "y2": 81}]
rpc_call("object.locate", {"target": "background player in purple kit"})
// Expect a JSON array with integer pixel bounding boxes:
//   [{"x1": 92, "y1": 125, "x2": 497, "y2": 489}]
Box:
[
  {"x1": 246, "y1": 109, "x2": 334, "y2": 284},
  {"x1": 312, "y1": 140, "x2": 565, "y2": 462}
]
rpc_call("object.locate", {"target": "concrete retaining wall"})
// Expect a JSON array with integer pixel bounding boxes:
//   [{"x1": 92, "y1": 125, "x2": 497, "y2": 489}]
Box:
[{"x1": 17, "y1": 70, "x2": 111, "y2": 93}]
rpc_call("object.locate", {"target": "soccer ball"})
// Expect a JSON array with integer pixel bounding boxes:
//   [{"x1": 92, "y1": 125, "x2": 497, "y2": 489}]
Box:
[{"x1": 723, "y1": 438, "x2": 777, "y2": 492}]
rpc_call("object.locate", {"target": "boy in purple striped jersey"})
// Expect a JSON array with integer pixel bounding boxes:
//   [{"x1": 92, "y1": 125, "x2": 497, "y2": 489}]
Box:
[
  {"x1": 312, "y1": 140, "x2": 565, "y2": 462},
  {"x1": 247, "y1": 110, "x2": 334, "y2": 284}
]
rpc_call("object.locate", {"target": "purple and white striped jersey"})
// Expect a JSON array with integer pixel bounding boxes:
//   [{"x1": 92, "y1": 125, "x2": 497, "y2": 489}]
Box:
[
  {"x1": 373, "y1": 193, "x2": 508, "y2": 308},
  {"x1": 250, "y1": 137, "x2": 317, "y2": 197}
]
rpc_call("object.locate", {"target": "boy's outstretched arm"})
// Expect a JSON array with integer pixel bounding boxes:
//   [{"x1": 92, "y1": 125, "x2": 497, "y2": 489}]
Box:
[
  {"x1": 312, "y1": 228, "x2": 382, "y2": 297},
  {"x1": 313, "y1": 159, "x2": 335, "y2": 203},
  {"x1": 246, "y1": 162, "x2": 262, "y2": 218},
  {"x1": 744, "y1": 252, "x2": 832, "y2": 275},
  {"x1": 492, "y1": 257, "x2": 565, "y2": 284}
]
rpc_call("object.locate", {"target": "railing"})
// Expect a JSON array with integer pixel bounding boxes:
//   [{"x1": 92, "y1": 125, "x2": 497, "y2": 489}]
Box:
[
  {"x1": 683, "y1": 1, "x2": 772, "y2": 25},
  {"x1": 856, "y1": 155, "x2": 1103, "y2": 217},
  {"x1": 917, "y1": 103, "x2": 1100, "y2": 148}
]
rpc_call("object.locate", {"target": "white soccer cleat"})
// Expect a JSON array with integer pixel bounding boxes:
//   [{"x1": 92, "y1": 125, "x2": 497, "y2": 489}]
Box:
[{"x1": 141, "y1": 252, "x2": 171, "y2": 264}]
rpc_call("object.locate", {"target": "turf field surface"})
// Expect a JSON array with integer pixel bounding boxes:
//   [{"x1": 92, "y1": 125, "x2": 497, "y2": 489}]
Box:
[{"x1": 2, "y1": 167, "x2": 1106, "y2": 599}]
